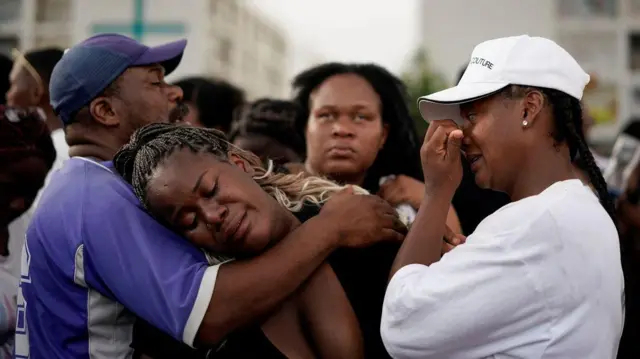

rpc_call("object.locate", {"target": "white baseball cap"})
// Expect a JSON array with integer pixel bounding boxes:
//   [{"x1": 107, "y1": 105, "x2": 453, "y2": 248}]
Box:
[{"x1": 418, "y1": 35, "x2": 590, "y2": 125}]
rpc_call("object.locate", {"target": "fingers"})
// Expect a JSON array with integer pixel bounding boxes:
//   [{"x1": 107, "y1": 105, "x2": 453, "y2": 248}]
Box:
[
  {"x1": 446, "y1": 130, "x2": 464, "y2": 162},
  {"x1": 441, "y1": 242, "x2": 455, "y2": 255},
  {"x1": 425, "y1": 119, "x2": 459, "y2": 142},
  {"x1": 425, "y1": 119, "x2": 458, "y2": 141},
  {"x1": 381, "y1": 228, "x2": 406, "y2": 243},
  {"x1": 378, "y1": 184, "x2": 404, "y2": 206}
]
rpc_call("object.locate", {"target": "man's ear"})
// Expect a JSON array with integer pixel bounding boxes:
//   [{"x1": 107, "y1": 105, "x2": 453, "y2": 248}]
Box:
[
  {"x1": 89, "y1": 96, "x2": 120, "y2": 127},
  {"x1": 228, "y1": 152, "x2": 255, "y2": 175}
]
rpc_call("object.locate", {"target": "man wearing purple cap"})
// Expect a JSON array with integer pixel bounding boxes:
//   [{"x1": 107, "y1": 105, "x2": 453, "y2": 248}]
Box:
[{"x1": 15, "y1": 34, "x2": 402, "y2": 358}]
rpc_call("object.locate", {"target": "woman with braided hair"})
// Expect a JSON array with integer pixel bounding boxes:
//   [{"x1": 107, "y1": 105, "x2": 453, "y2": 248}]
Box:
[
  {"x1": 381, "y1": 35, "x2": 622, "y2": 358},
  {"x1": 113, "y1": 122, "x2": 409, "y2": 359}
]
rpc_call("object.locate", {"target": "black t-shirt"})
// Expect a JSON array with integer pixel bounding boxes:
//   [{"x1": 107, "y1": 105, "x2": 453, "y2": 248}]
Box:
[
  {"x1": 131, "y1": 205, "x2": 397, "y2": 358},
  {"x1": 452, "y1": 157, "x2": 511, "y2": 235}
]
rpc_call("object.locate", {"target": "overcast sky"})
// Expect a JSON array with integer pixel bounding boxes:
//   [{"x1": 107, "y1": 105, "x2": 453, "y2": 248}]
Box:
[{"x1": 246, "y1": 0, "x2": 419, "y2": 75}]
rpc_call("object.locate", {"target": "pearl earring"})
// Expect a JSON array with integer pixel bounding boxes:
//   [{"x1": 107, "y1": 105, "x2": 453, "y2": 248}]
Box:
[{"x1": 522, "y1": 120, "x2": 529, "y2": 127}]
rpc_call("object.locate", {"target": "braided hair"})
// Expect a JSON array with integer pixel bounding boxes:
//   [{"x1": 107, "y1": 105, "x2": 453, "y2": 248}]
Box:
[
  {"x1": 292, "y1": 63, "x2": 423, "y2": 192},
  {"x1": 113, "y1": 123, "x2": 368, "y2": 212},
  {"x1": 504, "y1": 85, "x2": 616, "y2": 222}
]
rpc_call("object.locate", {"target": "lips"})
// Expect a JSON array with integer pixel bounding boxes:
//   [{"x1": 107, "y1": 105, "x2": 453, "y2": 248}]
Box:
[
  {"x1": 327, "y1": 145, "x2": 356, "y2": 158},
  {"x1": 221, "y1": 211, "x2": 247, "y2": 244}
]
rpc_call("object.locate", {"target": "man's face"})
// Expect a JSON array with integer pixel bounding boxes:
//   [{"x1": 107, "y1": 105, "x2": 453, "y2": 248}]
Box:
[{"x1": 110, "y1": 64, "x2": 185, "y2": 138}]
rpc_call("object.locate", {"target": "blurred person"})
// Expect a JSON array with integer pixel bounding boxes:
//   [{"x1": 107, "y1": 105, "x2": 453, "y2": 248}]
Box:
[
  {"x1": 173, "y1": 76, "x2": 245, "y2": 132},
  {"x1": 18, "y1": 33, "x2": 406, "y2": 359},
  {"x1": 0, "y1": 106, "x2": 56, "y2": 358},
  {"x1": 113, "y1": 123, "x2": 403, "y2": 358},
  {"x1": 381, "y1": 35, "x2": 622, "y2": 358},
  {"x1": 291, "y1": 62, "x2": 462, "y2": 358},
  {"x1": 0, "y1": 54, "x2": 11, "y2": 106},
  {"x1": 229, "y1": 98, "x2": 305, "y2": 164},
  {"x1": 6, "y1": 48, "x2": 67, "y2": 205},
  {"x1": 612, "y1": 120, "x2": 640, "y2": 359}
]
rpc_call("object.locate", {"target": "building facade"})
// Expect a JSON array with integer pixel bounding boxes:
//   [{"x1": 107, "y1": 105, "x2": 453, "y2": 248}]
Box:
[
  {"x1": 418, "y1": 0, "x2": 638, "y2": 144},
  {"x1": 8, "y1": 0, "x2": 290, "y2": 99}
]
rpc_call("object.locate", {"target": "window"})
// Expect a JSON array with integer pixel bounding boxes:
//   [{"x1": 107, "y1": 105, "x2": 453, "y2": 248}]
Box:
[
  {"x1": 36, "y1": 0, "x2": 71, "y2": 22},
  {"x1": 219, "y1": 38, "x2": 232, "y2": 65},
  {"x1": 0, "y1": 0, "x2": 21, "y2": 22},
  {"x1": 557, "y1": 30, "x2": 617, "y2": 78},
  {"x1": 629, "y1": 0, "x2": 640, "y2": 16},
  {"x1": 557, "y1": 0, "x2": 617, "y2": 18}
]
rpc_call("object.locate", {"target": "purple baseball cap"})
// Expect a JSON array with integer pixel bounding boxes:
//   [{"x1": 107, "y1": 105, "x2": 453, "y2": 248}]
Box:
[{"x1": 50, "y1": 33, "x2": 187, "y2": 124}]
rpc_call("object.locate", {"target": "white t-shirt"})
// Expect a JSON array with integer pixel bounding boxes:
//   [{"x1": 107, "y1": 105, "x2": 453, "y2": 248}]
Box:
[{"x1": 381, "y1": 179, "x2": 623, "y2": 359}]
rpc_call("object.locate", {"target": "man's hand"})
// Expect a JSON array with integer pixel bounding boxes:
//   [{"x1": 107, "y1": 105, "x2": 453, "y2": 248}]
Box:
[{"x1": 321, "y1": 187, "x2": 408, "y2": 248}]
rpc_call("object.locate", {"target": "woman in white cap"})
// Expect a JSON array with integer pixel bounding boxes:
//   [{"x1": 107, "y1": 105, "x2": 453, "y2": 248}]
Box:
[{"x1": 380, "y1": 35, "x2": 623, "y2": 358}]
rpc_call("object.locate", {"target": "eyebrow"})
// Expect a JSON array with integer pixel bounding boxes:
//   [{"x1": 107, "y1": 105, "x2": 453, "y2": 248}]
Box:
[
  {"x1": 192, "y1": 170, "x2": 208, "y2": 193},
  {"x1": 168, "y1": 169, "x2": 209, "y2": 224},
  {"x1": 147, "y1": 65, "x2": 165, "y2": 77}
]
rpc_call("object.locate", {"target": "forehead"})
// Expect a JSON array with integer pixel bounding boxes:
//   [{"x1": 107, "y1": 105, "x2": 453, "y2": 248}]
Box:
[
  {"x1": 459, "y1": 93, "x2": 505, "y2": 114},
  {"x1": 311, "y1": 73, "x2": 380, "y2": 108}
]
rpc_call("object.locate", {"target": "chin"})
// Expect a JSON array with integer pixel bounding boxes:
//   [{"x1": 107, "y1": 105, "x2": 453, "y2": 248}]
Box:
[{"x1": 473, "y1": 174, "x2": 491, "y2": 190}]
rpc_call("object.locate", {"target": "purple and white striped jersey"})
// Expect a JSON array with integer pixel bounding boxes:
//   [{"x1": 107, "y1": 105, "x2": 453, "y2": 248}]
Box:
[{"x1": 16, "y1": 157, "x2": 219, "y2": 358}]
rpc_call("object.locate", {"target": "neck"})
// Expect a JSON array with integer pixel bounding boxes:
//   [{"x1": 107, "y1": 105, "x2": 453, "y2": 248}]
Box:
[
  {"x1": 508, "y1": 147, "x2": 577, "y2": 201},
  {"x1": 66, "y1": 125, "x2": 124, "y2": 162},
  {"x1": 304, "y1": 162, "x2": 366, "y2": 186}
]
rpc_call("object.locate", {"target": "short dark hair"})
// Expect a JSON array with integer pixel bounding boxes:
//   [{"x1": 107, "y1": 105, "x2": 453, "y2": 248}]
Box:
[
  {"x1": 23, "y1": 47, "x2": 64, "y2": 85},
  {"x1": 229, "y1": 98, "x2": 305, "y2": 157},
  {"x1": 291, "y1": 62, "x2": 423, "y2": 192},
  {"x1": 173, "y1": 76, "x2": 245, "y2": 133}
]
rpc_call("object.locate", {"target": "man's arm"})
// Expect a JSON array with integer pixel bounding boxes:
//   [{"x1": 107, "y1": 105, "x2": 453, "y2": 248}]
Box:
[
  {"x1": 82, "y1": 194, "x2": 340, "y2": 347},
  {"x1": 196, "y1": 216, "x2": 340, "y2": 345}
]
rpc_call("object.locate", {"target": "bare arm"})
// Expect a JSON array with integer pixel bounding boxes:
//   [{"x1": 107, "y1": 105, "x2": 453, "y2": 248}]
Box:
[
  {"x1": 298, "y1": 264, "x2": 364, "y2": 359},
  {"x1": 390, "y1": 192, "x2": 451, "y2": 278},
  {"x1": 446, "y1": 205, "x2": 462, "y2": 234},
  {"x1": 195, "y1": 216, "x2": 339, "y2": 345}
]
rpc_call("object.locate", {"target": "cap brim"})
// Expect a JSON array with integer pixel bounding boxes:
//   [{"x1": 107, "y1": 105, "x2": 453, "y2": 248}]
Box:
[
  {"x1": 418, "y1": 82, "x2": 508, "y2": 124},
  {"x1": 134, "y1": 39, "x2": 187, "y2": 75}
]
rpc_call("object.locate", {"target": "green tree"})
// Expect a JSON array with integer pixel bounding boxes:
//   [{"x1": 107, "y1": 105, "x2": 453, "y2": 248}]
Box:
[{"x1": 401, "y1": 48, "x2": 447, "y2": 137}]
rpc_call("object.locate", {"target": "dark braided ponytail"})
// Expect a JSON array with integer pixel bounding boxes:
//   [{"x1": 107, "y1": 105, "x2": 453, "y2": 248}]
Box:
[
  {"x1": 504, "y1": 86, "x2": 616, "y2": 222},
  {"x1": 542, "y1": 88, "x2": 616, "y2": 222}
]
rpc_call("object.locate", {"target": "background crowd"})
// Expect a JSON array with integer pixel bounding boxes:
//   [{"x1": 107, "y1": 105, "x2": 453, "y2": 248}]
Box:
[{"x1": 0, "y1": 30, "x2": 638, "y2": 358}]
